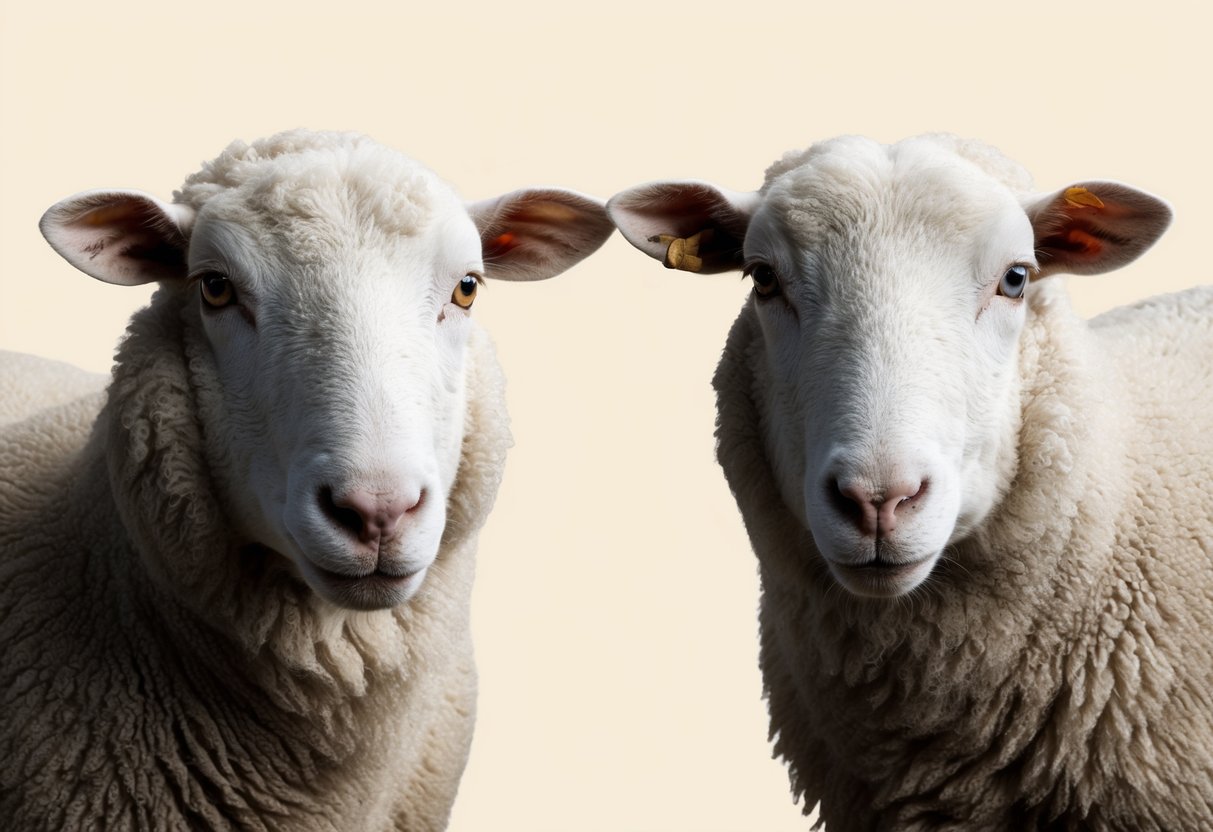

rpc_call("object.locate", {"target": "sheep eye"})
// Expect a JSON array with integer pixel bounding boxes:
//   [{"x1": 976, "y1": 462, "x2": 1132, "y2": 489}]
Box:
[
  {"x1": 199, "y1": 272, "x2": 235, "y2": 308},
  {"x1": 998, "y1": 265, "x2": 1030, "y2": 299},
  {"x1": 746, "y1": 264, "x2": 781, "y2": 298},
  {"x1": 452, "y1": 274, "x2": 479, "y2": 310}
]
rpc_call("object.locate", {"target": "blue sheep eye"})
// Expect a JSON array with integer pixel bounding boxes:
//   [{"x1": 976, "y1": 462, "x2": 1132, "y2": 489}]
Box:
[{"x1": 998, "y1": 265, "x2": 1030, "y2": 299}]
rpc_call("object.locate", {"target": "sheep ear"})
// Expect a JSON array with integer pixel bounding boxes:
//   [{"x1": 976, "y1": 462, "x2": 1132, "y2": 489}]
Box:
[
  {"x1": 40, "y1": 190, "x2": 195, "y2": 286},
  {"x1": 608, "y1": 181, "x2": 759, "y2": 274},
  {"x1": 468, "y1": 188, "x2": 614, "y2": 282},
  {"x1": 1025, "y1": 181, "x2": 1172, "y2": 277}
]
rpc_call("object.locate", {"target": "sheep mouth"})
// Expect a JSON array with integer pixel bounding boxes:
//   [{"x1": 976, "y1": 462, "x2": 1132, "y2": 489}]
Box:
[
  {"x1": 314, "y1": 565, "x2": 420, "y2": 583},
  {"x1": 826, "y1": 555, "x2": 936, "y2": 598},
  {"x1": 306, "y1": 563, "x2": 427, "y2": 610}
]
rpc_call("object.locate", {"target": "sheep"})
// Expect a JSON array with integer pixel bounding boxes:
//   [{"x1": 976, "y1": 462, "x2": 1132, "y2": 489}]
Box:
[
  {"x1": 0, "y1": 129, "x2": 614, "y2": 831},
  {"x1": 608, "y1": 134, "x2": 1213, "y2": 830},
  {"x1": 0, "y1": 351, "x2": 105, "y2": 427}
]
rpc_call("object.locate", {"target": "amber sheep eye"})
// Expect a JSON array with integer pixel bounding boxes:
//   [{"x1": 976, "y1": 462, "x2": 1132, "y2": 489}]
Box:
[
  {"x1": 199, "y1": 272, "x2": 236, "y2": 308},
  {"x1": 452, "y1": 275, "x2": 479, "y2": 309},
  {"x1": 746, "y1": 264, "x2": 781, "y2": 299}
]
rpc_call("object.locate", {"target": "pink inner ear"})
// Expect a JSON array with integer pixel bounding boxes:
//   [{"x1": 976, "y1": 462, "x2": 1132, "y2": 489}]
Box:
[
  {"x1": 1029, "y1": 181, "x2": 1171, "y2": 277},
  {"x1": 470, "y1": 188, "x2": 614, "y2": 282},
  {"x1": 1065, "y1": 228, "x2": 1102, "y2": 257},
  {"x1": 81, "y1": 204, "x2": 141, "y2": 228},
  {"x1": 511, "y1": 203, "x2": 580, "y2": 223},
  {"x1": 1040, "y1": 226, "x2": 1103, "y2": 258},
  {"x1": 607, "y1": 181, "x2": 757, "y2": 274},
  {"x1": 484, "y1": 232, "x2": 519, "y2": 261},
  {"x1": 41, "y1": 191, "x2": 192, "y2": 286}
]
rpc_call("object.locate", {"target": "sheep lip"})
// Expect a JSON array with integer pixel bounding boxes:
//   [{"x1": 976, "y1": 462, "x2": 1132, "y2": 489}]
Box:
[
  {"x1": 312, "y1": 564, "x2": 420, "y2": 583},
  {"x1": 826, "y1": 555, "x2": 936, "y2": 598},
  {"x1": 839, "y1": 557, "x2": 928, "y2": 572}
]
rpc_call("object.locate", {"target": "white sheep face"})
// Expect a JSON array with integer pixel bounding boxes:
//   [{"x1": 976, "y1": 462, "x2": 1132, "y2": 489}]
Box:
[
  {"x1": 610, "y1": 135, "x2": 1171, "y2": 599},
  {"x1": 742, "y1": 140, "x2": 1034, "y2": 597},
  {"x1": 41, "y1": 131, "x2": 613, "y2": 611},
  {"x1": 187, "y1": 174, "x2": 479, "y2": 611}
]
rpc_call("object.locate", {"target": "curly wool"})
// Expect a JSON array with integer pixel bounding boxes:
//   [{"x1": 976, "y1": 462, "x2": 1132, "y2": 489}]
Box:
[
  {"x1": 714, "y1": 278, "x2": 1213, "y2": 830},
  {"x1": 763, "y1": 134, "x2": 1035, "y2": 195},
  {"x1": 177, "y1": 130, "x2": 447, "y2": 242},
  {"x1": 0, "y1": 289, "x2": 512, "y2": 830}
]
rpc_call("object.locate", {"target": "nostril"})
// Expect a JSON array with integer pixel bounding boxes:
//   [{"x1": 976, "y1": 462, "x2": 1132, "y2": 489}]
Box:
[
  {"x1": 875, "y1": 479, "x2": 928, "y2": 536},
  {"x1": 826, "y1": 477, "x2": 929, "y2": 537},
  {"x1": 318, "y1": 486, "x2": 418, "y2": 546},
  {"x1": 889, "y1": 479, "x2": 928, "y2": 515},
  {"x1": 319, "y1": 485, "x2": 366, "y2": 539},
  {"x1": 829, "y1": 478, "x2": 878, "y2": 536},
  {"x1": 830, "y1": 479, "x2": 860, "y2": 519}
]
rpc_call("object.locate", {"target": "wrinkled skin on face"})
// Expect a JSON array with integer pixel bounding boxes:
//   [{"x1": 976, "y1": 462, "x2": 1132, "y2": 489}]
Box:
[{"x1": 610, "y1": 135, "x2": 1171, "y2": 598}]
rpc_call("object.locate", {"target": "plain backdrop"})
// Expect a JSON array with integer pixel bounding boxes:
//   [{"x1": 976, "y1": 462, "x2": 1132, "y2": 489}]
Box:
[{"x1": 2, "y1": 2, "x2": 1209, "y2": 829}]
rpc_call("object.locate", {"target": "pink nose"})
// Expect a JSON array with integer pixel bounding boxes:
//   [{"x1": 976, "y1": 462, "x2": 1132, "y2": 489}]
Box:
[
  {"x1": 831, "y1": 479, "x2": 926, "y2": 537},
  {"x1": 320, "y1": 487, "x2": 420, "y2": 546}
]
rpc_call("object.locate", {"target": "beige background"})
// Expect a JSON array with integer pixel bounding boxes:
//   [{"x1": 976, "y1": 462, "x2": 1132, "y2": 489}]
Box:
[{"x1": 2, "y1": 1, "x2": 1208, "y2": 829}]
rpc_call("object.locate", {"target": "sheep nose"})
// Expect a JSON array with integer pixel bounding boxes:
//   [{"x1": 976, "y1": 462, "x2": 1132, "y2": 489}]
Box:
[
  {"x1": 829, "y1": 478, "x2": 926, "y2": 537},
  {"x1": 320, "y1": 486, "x2": 420, "y2": 546}
]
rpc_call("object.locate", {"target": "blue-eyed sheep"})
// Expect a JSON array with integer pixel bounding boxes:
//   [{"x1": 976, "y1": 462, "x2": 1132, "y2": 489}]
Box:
[
  {"x1": 609, "y1": 135, "x2": 1213, "y2": 830},
  {"x1": 1, "y1": 129, "x2": 613, "y2": 830}
]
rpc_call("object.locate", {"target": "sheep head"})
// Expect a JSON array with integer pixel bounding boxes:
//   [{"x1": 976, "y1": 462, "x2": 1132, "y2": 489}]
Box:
[
  {"x1": 610, "y1": 135, "x2": 1171, "y2": 599},
  {"x1": 41, "y1": 130, "x2": 613, "y2": 612}
]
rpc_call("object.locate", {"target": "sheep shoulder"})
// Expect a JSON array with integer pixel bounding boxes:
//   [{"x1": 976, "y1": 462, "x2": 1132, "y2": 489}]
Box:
[
  {"x1": 1064, "y1": 284, "x2": 1213, "y2": 824},
  {"x1": 0, "y1": 350, "x2": 105, "y2": 428},
  {"x1": 1091, "y1": 284, "x2": 1213, "y2": 416}
]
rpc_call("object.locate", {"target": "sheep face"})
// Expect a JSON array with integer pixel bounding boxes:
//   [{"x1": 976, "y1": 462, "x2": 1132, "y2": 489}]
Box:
[
  {"x1": 185, "y1": 176, "x2": 480, "y2": 611},
  {"x1": 41, "y1": 131, "x2": 613, "y2": 611},
  {"x1": 740, "y1": 142, "x2": 1034, "y2": 598},
  {"x1": 610, "y1": 135, "x2": 1170, "y2": 599}
]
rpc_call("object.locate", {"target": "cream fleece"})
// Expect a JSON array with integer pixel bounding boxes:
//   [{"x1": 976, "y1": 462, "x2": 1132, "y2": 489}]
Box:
[
  {"x1": 0, "y1": 292, "x2": 511, "y2": 831},
  {"x1": 714, "y1": 279, "x2": 1213, "y2": 830}
]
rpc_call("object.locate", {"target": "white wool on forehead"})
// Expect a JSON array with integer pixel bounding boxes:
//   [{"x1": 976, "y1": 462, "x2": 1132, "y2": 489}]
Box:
[
  {"x1": 762, "y1": 133, "x2": 1036, "y2": 194},
  {"x1": 174, "y1": 129, "x2": 454, "y2": 236}
]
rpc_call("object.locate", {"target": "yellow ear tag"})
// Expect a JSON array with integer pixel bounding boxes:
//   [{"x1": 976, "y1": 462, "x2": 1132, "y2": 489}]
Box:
[
  {"x1": 654, "y1": 229, "x2": 714, "y2": 272},
  {"x1": 1063, "y1": 187, "x2": 1105, "y2": 209}
]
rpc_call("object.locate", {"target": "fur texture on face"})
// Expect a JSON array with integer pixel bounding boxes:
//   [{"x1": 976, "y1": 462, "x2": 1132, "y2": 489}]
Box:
[
  {"x1": 2, "y1": 130, "x2": 612, "y2": 830},
  {"x1": 611, "y1": 135, "x2": 1213, "y2": 829},
  {"x1": 177, "y1": 138, "x2": 480, "y2": 612},
  {"x1": 740, "y1": 136, "x2": 1036, "y2": 597}
]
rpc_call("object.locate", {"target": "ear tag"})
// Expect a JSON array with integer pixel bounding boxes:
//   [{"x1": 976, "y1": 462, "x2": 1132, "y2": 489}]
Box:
[
  {"x1": 652, "y1": 229, "x2": 714, "y2": 272},
  {"x1": 1063, "y1": 187, "x2": 1105, "y2": 209}
]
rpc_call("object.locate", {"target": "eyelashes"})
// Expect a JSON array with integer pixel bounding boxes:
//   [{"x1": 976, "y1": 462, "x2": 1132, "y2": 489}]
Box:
[{"x1": 744, "y1": 263, "x2": 781, "y2": 299}]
